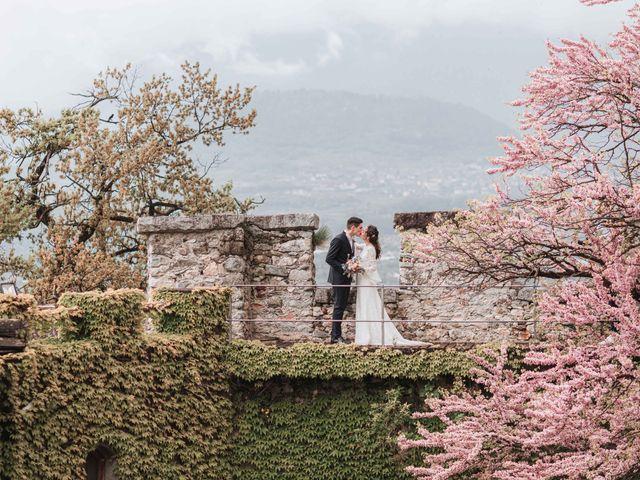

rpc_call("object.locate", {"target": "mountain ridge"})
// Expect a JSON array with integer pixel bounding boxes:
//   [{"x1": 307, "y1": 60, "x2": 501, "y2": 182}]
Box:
[{"x1": 209, "y1": 89, "x2": 514, "y2": 281}]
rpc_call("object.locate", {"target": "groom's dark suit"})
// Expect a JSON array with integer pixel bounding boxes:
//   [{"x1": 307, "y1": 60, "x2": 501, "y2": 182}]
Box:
[{"x1": 325, "y1": 231, "x2": 355, "y2": 342}]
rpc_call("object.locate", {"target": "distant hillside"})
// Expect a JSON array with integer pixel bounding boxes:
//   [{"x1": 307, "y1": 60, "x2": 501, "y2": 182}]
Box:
[
  {"x1": 204, "y1": 90, "x2": 515, "y2": 282},
  {"x1": 224, "y1": 90, "x2": 508, "y2": 156}
]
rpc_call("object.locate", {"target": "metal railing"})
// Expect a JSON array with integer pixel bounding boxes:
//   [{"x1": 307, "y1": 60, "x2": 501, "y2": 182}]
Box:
[{"x1": 226, "y1": 283, "x2": 542, "y2": 345}]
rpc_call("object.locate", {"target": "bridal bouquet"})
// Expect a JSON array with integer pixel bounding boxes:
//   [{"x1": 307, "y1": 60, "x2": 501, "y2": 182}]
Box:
[{"x1": 343, "y1": 258, "x2": 364, "y2": 277}]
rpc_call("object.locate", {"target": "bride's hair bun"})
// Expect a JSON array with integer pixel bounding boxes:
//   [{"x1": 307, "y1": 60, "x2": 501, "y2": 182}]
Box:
[{"x1": 366, "y1": 225, "x2": 381, "y2": 258}]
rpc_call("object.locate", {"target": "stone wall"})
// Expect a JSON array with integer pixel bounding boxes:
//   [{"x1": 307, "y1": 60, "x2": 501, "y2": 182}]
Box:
[
  {"x1": 138, "y1": 214, "x2": 318, "y2": 341},
  {"x1": 393, "y1": 211, "x2": 537, "y2": 342},
  {"x1": 138, "y1": 212, "x2": 538, "y2": 344}
]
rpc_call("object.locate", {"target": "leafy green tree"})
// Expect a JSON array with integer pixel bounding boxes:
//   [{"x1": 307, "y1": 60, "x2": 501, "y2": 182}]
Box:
[
  {"x1": 0, "y1": 162, "x2": 33, "y2": 277},
  {"x1": 0, "y1": 62, "x2": 257, "y2": 301}
]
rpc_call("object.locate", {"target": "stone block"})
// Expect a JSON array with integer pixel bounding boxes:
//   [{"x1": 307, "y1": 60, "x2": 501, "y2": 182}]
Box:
[
  {"x1": 137, "y1": 214, "x2": 246, "y2": 234},
  {"x1": 253, "y1": 254, "x2": 270, "y2": 264},
  {"x1": 381, "y1": 288, "x2": 398, "y2": 303},
  {"x1": 223, "y1": 257, "x2": 245, "y2": 273},
  {"x1": 232, "y1": 227, "x2": 246, "y2": 241},
  {"x1": 250, "y1": 213, "x2": 319, "y2": 231},
  {"x1": 221, "y1": 273, "x2": 244, "y2": 285},
  {"x1": 266, "y1": 265, "x2": 288, "y2": 277},
  {"x1": 203, "y1": 263, "x2": 220, "y2": 276},
  {"x1": 266, "y1": 296, "x2": 283, "y2": 307},
  {"x1": 517, "y1": 287, "x2": 536, "y2": 302},
  {"x1": 288, "y1": 269, "x2": 311, "y2": 283},
  {"x1": 298, "y1": 253, "x2": 313, "y2": 264},
  {"x1": 277, "y1": 238, "x2": 309, "y2": 253},
  {"x1": 148, "y1": 255, "x2": 168, "y2": 268},
  {"x1": 224, "y1": 241, "x2": 245, "y2": 256},
  {"x1": 250, "y1": 267, "x2": 266, "y2": 279},
  {"x1": 138, "y1": 213, "x2": 319, "y2": 237},
  {"x1": 253, "y1": 243, "x2": 273, "y2": 252},
  {"x1": 275, "y1": 256, "x2": 298, "y2": 267},
  {"x1": 314, "y1": 288, "x2": 331, "y2": 304}
]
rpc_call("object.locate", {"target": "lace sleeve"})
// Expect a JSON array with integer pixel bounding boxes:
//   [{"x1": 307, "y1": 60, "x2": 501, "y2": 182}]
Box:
[{"x1": 359, "y1": 245, "x2": 378, "y2": 275}]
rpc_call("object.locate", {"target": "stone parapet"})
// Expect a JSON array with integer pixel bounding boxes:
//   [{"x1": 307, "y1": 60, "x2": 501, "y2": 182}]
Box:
[
  {"x1": 394, "y1": 211, "x2": 537, "y2": 342},
  {"x1": 138, "y1": 211, "x2": 538, "y2": 344},
  {"x1": 137, "y1": 213, "x2": 319, "y2": 234},
  {"x1": 137, "y1": 213, "x2": 318, "y2": 341}
]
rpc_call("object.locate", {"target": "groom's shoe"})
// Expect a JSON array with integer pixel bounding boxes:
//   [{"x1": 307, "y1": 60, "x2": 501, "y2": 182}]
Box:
[{"x1": 330, "y1": 336, "x2": 348, "y2": 344}]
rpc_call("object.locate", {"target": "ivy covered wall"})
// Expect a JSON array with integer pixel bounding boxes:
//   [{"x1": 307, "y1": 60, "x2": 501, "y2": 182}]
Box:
[
  {"x1": 224, "y1": 341, "x2": 478, "y2": 480},
  {"x1": 0, "y1": 289, "x2": 476, "y2": 480},
  {"x1": 230, "y1": 380, "x2": 432, "y2": 480},
  {"x1": 0, "y1": 288, "x2": 233, "y2": 480}
]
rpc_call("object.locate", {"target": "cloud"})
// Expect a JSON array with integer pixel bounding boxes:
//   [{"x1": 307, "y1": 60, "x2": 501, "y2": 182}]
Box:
[
  {"x1": 232, "y1": 52, "x2": 308, "y2": 76},
  {"x1": 231, "y1": 29, "x2": 344, "y2": 76},
  {"x1": 0, "y1": 0, "x2": 633, "y2": 113},
  {"x1": 318, "y1": 31, "x2": 344, "y2": 66},
  {"x1": 2, "y1": 0, "x2": 631, "y2": 70}
]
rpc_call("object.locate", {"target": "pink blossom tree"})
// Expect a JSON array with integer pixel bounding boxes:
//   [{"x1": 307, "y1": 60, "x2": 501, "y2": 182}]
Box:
[{"x1": 399, "y1": 1, "x2": 640, "y2": 478}]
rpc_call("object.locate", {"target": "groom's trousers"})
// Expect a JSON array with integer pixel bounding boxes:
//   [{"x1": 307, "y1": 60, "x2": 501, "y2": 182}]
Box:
[{"x1": 331, "y1": 284, "x2": 350, "y2": 340}]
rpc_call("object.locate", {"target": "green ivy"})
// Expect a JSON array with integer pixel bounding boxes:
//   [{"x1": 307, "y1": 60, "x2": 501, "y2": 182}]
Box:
[
  {"x1": 58, "y1": 289, "x2": 146, "y2": 341},
  {"x1": 0, "y1": 288, "x2": 506, "y2": 480},
  {"x1": 225, "y1": 340, "x2": 478, "y2": 381},
  {"x1": 151, "y1": 287, "x2": 230, "y2": 336},
  {"x1": 0, "y1": 294, "x2": 37, "y2": 341},
  {"x1": 0, "y1": 292, "x2": 102, "y2": 341},
  {"x1": 0, "y1": 288, "x2": 233, "y2": 480},
  {"x1": 223, "y1": 342, "x2": 480, "y2": 480},
  {"x1": 0, "y1": 294, "x2": 36, "y2": 321},
  {"x1": 230, "y1": 382, "x2": 422, "y2": 480}
]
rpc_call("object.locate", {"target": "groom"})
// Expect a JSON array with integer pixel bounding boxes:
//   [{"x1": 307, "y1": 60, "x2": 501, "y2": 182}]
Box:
[{"x1": 325, "y1": 216, "x2": 364, "y2": 344}]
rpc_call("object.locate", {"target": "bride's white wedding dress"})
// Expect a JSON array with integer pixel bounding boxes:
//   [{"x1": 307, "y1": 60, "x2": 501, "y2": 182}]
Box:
[{"x1": 354, "y1": 244, "x2": 427, "y2": 346}]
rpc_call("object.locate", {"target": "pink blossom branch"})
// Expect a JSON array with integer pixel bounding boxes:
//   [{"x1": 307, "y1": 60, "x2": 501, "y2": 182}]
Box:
[{"x1": 401, "y1": 1, "x2": 640, "y2": 478}]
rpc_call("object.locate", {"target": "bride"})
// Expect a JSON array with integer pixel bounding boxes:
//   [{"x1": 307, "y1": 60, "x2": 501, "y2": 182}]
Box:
[{"x1": 354, "y1": 225, "x2": 427, "y2": 346}]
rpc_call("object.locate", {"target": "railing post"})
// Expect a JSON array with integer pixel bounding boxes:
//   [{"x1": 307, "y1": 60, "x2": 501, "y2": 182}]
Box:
[
  {"x1": 246, "y1": 285, "x2": 254, "y2": 340},
  {"x1": 380, "y1": 284, "x2": 385, "y2": 346}
]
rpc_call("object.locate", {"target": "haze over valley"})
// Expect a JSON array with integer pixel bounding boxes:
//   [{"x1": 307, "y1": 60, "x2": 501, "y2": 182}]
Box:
[{"x1": 212, "y1": 89, "x2": 514, "y2": 282}]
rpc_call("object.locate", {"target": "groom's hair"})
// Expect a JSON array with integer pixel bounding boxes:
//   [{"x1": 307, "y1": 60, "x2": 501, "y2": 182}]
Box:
[{"x1": 346, "y1": 217, "x2": 363, "y2": 228}]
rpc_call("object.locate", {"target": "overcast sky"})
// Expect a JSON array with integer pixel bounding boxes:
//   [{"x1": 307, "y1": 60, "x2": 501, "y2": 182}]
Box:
[{"x1": 0, "y1": 0, "x2": 634, "y2": 125}]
